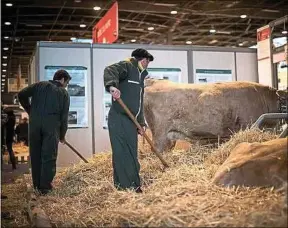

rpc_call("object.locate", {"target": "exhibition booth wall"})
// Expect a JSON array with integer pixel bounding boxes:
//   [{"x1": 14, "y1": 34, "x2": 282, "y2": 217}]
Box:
[{"x1": 30, "y1": 42, "x2": 257, "y2": 166}]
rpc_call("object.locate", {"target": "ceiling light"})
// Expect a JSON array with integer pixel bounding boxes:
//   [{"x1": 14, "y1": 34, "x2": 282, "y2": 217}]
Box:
[
  {"x1": 186, "y1": 41, "x2": 192, "y2": 45},
  {"x1": 2, "y1": 70, "x2": 7, "y2": 72},
  {"x1": 170, "y1": 11, "x2": 177, "y2": 15},
  {"x1": 1, "y1": 79, "x2": 5, "y2": 82},
  {"x1": 3, "y1": 56, "x2": 7, "y2": 59},
  {"x1": 93, "y1": 6, "x2": 101, "y2": 10},
  {"x1": 148, "y1": 27, "x2": 154, "y2": 31},
  {"x1": 217, "y1": 31, "x2": 231, "y2": 35},
  {"x1": 209, "y1": 39, "x2": 218, "y2": 44},
  {"x1": 240, "y1": 15, "x2": 247, "y2": 19},
  {"x1": 74, "y1": 0, "x2": 81, "y2": 2},
  {"x1": 80, "y1": 24, "x2": 86, "y2": 28},
  {"x1": 282, "y1": 30, "x2": 287, "y2": 35},
  {"x1": 70, "y1": 37, "x2": 76, "y2": 41},
  {"x1": 131, "y1": 39, "x2": 136, "y2": 43},
  {"x1": 3, "y1": 47, "x2": 9, "y2": 51},
  {"x1": 262, "y1": 9, "x2": 279, "y2": 13},
  {"x1": 210, "y1": 29, "x2": 216, "y2": 33},
  {"x1": 4, "y1": 22, "x2": 11, "y2": 25},
  {"x1": 226, "y1": 1, "x2": 239, "y2": 8},
  {"x1": 25, "y1": 24, "x2": 43, "y2": 27},
  {"x1": 249, "y1": 44, "x2": 257, "y2": 49},
  {"x1": 6, "y1": 3, "x2": 13, "y2": 6},
  {"x1": 2, "y1": 64, "x2": 7, "y2": 67},
  {"x1": 4, "y1": 36, "x2": 9, "y2": 39},
  {"x1": 2, "y1": 75, "x2": 6, "y2": 77},
  {"x1": 239, "y1": 43, "x2": 244, "y2": 46}
]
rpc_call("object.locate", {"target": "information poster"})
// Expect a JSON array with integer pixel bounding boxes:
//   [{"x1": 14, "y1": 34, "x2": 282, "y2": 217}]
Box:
[
  {"x1": 44, "y1": 66, "x2": 88, "y2": 128},
  {"x1": 103, "y1": 90, "x2": 112, "y2": 129},
  {"x1": 146, "y1": 68, "x2": 181, "y2": 83},
  {"x1": 195, "y1": 69, "x2": 232, "y2": 84},
  {"x1": 277, "y1": 61, "x2": 287, "y2": 91},
  {"x1": 102, "y1": 68, "x2": 182, "y2": 129}
]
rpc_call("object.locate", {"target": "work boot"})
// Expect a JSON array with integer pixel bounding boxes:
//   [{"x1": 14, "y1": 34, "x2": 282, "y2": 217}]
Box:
[{"x1": 37, "y1": 187, "x2": 53, "y2": 196}]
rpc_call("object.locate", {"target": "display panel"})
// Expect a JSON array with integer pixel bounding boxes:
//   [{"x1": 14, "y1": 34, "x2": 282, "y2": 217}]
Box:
[
  {"x1": 195, "y1": 69, "x2": 232, "y2": 83},
  {"x1": 44, "y1": 65, "x2": 88, "y2": 128}
]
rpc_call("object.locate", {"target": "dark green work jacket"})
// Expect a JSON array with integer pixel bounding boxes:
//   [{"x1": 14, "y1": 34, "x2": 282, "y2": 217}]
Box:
[{"x1": 103, "y1": 57, "x2": 148, "y2": 126}]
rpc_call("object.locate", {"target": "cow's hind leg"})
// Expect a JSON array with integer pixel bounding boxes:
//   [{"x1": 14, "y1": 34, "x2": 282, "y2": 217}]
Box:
[{"x1": 150, "y1": 128, "x2": 176, "y2": 153}]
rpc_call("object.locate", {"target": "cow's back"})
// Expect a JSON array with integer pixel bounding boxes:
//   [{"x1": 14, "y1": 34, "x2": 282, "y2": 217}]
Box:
[{"x1": 143, "y1": 80, "x2": 279, "y2": 152}]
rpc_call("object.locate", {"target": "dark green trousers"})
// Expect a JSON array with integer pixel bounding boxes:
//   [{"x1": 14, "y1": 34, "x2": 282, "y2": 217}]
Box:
[
  {"x1": 108, "y1": 108, "x2": 140, "y2": 190},
  {"x1": 29, "y1": 116, "x2": 60, "y2": 191}
]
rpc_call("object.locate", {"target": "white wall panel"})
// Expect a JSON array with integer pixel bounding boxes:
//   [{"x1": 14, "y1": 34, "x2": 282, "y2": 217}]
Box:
[
  {"x1": 258, "y1": 58, "x2": 273, "y2": 87},
  {"x1": 236, "y1": 52, "x2": 258, "y2": 82},
  {"x1": 92, "y1": 48, "x2": 188, "y2": 153},
  {"x1": 192, "y1": 51, "x2": 236, "y2": 82},
  {"x1": 38, "y1": 47, "x2": 93, "y2": 167}
]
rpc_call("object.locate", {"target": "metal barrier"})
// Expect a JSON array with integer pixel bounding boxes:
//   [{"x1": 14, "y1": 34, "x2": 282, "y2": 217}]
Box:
[{"x1": 251, "y1": 113, "x2": 288, "y2": 138}]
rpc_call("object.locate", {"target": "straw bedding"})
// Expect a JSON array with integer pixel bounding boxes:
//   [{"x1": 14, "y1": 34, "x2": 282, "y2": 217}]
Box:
[
  {"x1": 1, "y1": 180, "x2": 29, "y2": 228},
  {"x1": 13, "y1": 143, "x2": 29, "y2": 154},
  {"x1": 34, "y1": 129, "x2": 286, "y2": 227}
]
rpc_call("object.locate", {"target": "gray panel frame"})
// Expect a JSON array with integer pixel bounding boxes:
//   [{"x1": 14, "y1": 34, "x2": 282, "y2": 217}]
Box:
[
  {"x1": 37, "y1": 41, "x2": 256, "y2": 53},
  {"x1": 38, "y1": 41, "x2": 91, "y2": 49},
  {"x1": 36, "y1": 43, "x2": 40, "y2": 82},
  {"x1": 92, "y1": 43, "x2": 256, "y2": 53},
  {"x1": 187, "y1": 50, "x2": 194, "y2": 83},
  {"x1": 37, "y1": 41, "x2": 96, "y2": 157},
  {"x1": 234, "y1": 52, "x2": 238, "y2": 81},
  {"x1": 90, "y1": 46, "x2": 96, "y2": 154}
]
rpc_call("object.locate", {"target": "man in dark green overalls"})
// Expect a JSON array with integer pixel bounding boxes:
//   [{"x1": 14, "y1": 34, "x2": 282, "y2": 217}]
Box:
[
  {"x1": 104, "y1": 48, "x2": 154, "y2": 193},
  {"x1": 18, "y1": 70, "x2": 71, "y2": 194}
]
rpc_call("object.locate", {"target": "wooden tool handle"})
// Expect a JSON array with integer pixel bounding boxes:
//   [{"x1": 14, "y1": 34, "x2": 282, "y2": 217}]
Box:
[
  {"x1": 65, "y1": 141, "x2": 89, "y2": 163},
  {"x1": 117, "y1": 98, "x2": 169, "y2": 168}
]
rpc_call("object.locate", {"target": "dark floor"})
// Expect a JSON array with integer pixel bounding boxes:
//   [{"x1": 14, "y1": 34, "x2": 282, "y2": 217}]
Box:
[{"x1": 1, "y1": 163, "x2": 30, "y2": 184}]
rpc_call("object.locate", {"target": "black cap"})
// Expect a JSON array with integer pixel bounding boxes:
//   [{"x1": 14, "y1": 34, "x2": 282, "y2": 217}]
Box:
[{"x1": 131, "y1": 48, "x2": 154, "y2": 61}]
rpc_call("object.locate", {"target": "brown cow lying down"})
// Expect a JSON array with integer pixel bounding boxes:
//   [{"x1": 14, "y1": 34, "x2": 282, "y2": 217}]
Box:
[
  {"x1": 144, "y1": 79, "x2": 281, "y2": 152},
  {"x1": 212, "y1": 138, "x2": 287, "y2": 188}
]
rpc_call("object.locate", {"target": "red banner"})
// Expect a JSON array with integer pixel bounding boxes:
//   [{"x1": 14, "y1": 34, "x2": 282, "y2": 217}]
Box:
[
  {"x1": 92, "y1": 2, "x2": 119, "y2": 44},
  {"x1": 257, "y1": 27, "x2": 270, "y2": 42}
]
